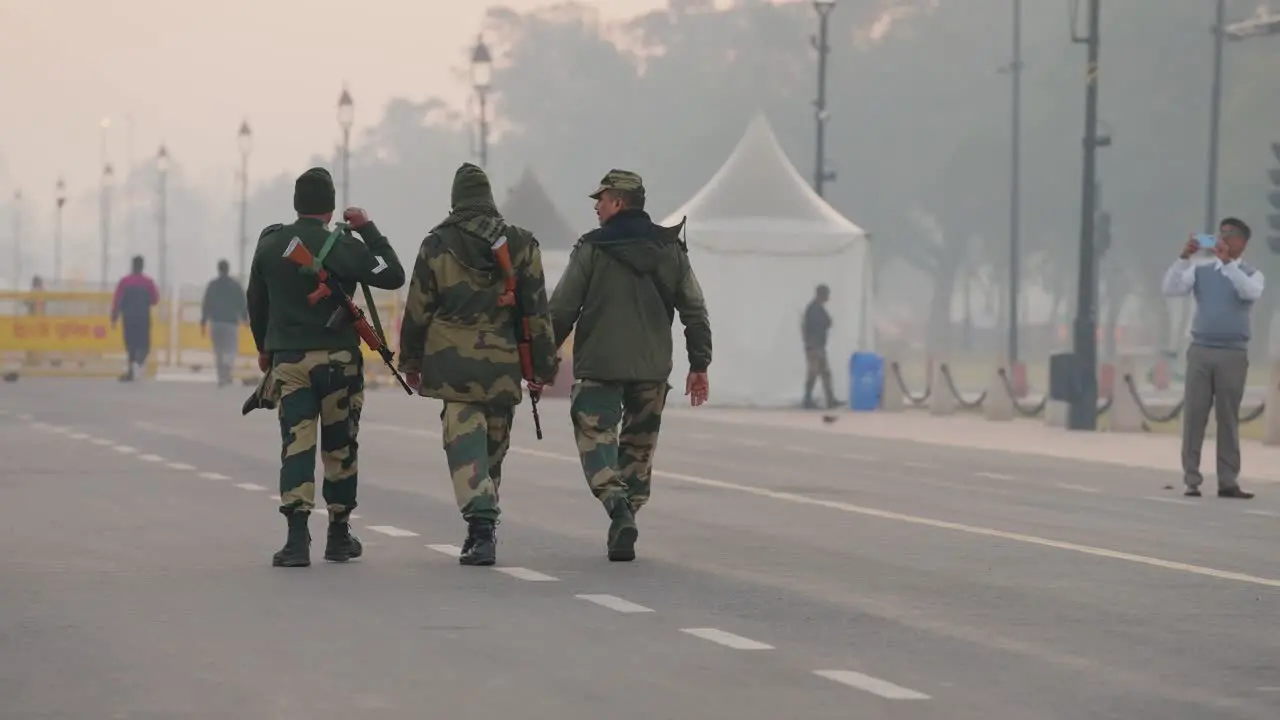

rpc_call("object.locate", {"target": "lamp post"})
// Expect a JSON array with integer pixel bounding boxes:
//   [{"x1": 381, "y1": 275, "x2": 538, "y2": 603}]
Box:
[
  {"x1": 811, "y1": 0, "x2": 836, "y2": 198},
  {"x1": 54, "y1": 178, "x2": 66, "y2": 283},
  {"x1": 470, "y1": 35, "x2": 493, "y2": 168},
  {"x1": 338, "y1": 87, "x2": 354, "y2": 209},
  {"x1": 11, "y1": 189, "x2": 21, "y2": 289},
  {"x1": 1004, "y1": 0, "x2": 1023, "y2": 366},
  {"x1": 156, "y1": 145, "x2": 170, "y2": 293},
  {"x1": 101, "y1": 163, "x2": 114, "y2": 288},
  {"x1": 237, "y1": 120, "x2": 252, "y2": 280},
  {"x1": 1067, "y1": 0, "x2": 1102, "y2": 431}
]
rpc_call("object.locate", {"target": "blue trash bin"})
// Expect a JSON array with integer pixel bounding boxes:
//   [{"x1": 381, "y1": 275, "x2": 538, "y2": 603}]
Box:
[{"x1": 848, "y1": 352, "x2": 884, "y2": 412}]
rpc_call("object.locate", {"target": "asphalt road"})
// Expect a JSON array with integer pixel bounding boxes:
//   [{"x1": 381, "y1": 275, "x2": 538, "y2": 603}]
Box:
[{"x1": 2, "y1": 378, "x2": 1278, "y2": 719}]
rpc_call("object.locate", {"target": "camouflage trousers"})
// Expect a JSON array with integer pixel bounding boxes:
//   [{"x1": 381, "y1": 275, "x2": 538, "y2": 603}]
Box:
[
  {"x1": 272, "y1": 349, "x2": 364, "y2": 518},
  {"x1": 440, "y1": 401, "x2": 514, "y2": 522},
  {"x1": 569, "y1": 379, "x2": 670, "y2": 515}
]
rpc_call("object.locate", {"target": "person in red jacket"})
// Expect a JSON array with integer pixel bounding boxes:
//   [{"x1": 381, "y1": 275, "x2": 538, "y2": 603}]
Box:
[{"x1": 110, "y1": 255, "x2": 160, "y2": 382}]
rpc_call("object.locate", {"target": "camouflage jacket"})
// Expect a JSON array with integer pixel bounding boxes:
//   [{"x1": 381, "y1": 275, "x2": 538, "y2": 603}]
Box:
[
  {"x1": 397, "y1": 216, "x2": 559, "y2": 405},
  {"x1": 246, "y1": 218, "x2": 406, "y2": 353},
  {"x1": 549, "y1": 208, "x2": 712, "y2": 383}
]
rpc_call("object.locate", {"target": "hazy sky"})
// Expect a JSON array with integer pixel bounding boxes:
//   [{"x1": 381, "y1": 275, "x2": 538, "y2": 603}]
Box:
[{"x1": 1, "y1": 0, "x2": 702, "y2": 212}]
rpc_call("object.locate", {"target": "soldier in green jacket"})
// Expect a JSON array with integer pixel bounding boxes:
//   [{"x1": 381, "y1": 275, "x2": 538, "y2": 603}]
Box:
[
  {"x1": 245, "y1": 167, "x2": 407, "y2": 568},
  {"x1": 547, "y1": 169, "x2": 713, "y2": 562},
  {"x1": 398, "y1": 163, "x2": 559, "y2": 567}
]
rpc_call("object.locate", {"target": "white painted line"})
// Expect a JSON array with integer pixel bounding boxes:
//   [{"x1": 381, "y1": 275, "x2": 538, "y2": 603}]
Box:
[
  {"x1": 813, "y1": 670, "x2": 930, "y2": 700},
  {"x1": 784, "y1": 444, "x2": 816, "y2": 453},
  {"x1": 311, "y1": 508, "x2": 328, "y2": 516},
  {"x1": 68, "y1": 432, "x2": 89, "y2": 440},
  {"x1": 167, "y1": 462, "x2": 195, "y2": 471},
  {"x1": 234, "y1": 482, "x2": 267, "y2": 491},
  {"x1": 90, "y1": 438, "x2": 112, "y2": 446},
  {"x1": 904, "y1": 461, "x2": 937, "y2": 469},
  {"x1": 367, "y1": 525, "x2": 419, "y2": 538},
  {"x1": 1145, "y1": 496, "x2": 1195, "y2": 506},
  {"x1": 199, "y1": 472, "x2": 229, "y2": 480},
  {"x1": 30, "y1": 422, "x2": 51, "y2": 430},
  {"x1": 365, "y1": 422, "x2": 1280, "y2": 590},
  {"x1": 575, "y1": 594, "x2": 654, "y2": 613},
  {"x1": 841, "y1": 452, "x2": 878, "y2": 462},
  {"x1": 679, "y1": 628, "x2": 773, "y2": 650},
  {"x1": 269, "y1": 494, "x2": 281, "y2": 501},
  {"x1": 496, "y1": 567, "x2": 559, "y2": 582},
  {"x1": 1245, "y1": 509, "x2": 1280, "y2": 518},
  {"x1": 138, "y1": 454, "x2": 165, "y2": 462},
  {"x1": 113, "y1": 445, "x2": 137, "y2": 454},
  {"x1": 16, "y1": 413, "x2": 32, "y2": 420},
  {"x1": 726, "y1": 437, "x2": 767, "y2": 448},
  {"x1": 351, "y1": 514, "x2": 362, "y2": 520},
  {"x1": 975, "y1": 471, "x2": 1015, "y2": 481},
  {"x1": 426, "y1": 543, "x2": 462, "y2": 558},
  {"x1": 1055, "y1": 483, "x2": 1101, "y2": 494}
]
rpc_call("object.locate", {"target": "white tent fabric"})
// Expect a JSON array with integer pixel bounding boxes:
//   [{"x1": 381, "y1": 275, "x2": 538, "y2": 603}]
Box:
[{"x1": 660, "y1": 113, "x2": 872, "y2": 408}]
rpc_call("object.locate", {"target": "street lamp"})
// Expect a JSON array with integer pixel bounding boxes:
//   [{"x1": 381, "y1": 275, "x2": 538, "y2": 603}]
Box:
[
  {"x1": 811, "y1": 0, "x2": 837, "y2": 198},
  {"x1": 101, "y1": 163, "x2": 114, "y2": 288},
  {"x1": 470, "y1": 34, "x2": 493, "y2": 168},
  {"x1": 54, "y1": 178, "x2": 66, "y2": 282},
  {"x1": 237, "y1": 120, "x2": 252, "y2": 280},
  {"x1": 11, "y1": 189, "x2": 21, "y2": 289},
  {"x1": 1002, "y1": 0, "x2": 1024, "y2": 367},
  {"x1": 338, "y1": 86, "x2": 354, "y2": 209},
  {"x1": 156, "y1": 145, "x2": 170, "y2": 293}
]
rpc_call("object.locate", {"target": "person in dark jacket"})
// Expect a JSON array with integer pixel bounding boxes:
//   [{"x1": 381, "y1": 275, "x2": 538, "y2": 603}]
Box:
[
  {"x1": 201, "y1": 259, "x2": 249, "y2": 387},
  {"x1": 801, "y1": 283, "x2": 837, "y2": 409},
  {"x1": 110, "y1": 256, "x2": 160, "y2": 382}
]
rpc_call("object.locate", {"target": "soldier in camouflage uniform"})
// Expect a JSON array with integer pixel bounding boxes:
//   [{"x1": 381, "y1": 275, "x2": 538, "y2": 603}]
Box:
[
  {"x1": 547, "y1": 169, "x2": 713, "y2": 562},
  {"x1": 398, "y1": 163, "x2": 559, "y2": 567},
  {"x1": 246, "y1": 167, "x2": 407, "y2": 568}
]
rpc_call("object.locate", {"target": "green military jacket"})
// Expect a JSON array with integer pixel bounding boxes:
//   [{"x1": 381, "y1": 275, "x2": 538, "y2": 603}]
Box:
[
  {"x1": 397, "y1": 216, "x2": 559, "y2": 406},
  {"x1": 246, "y1": 217, "x2": 406, "y2": 354},
  {"x1": 549, "y1": 208, "x2": 712, "y2": 383}
]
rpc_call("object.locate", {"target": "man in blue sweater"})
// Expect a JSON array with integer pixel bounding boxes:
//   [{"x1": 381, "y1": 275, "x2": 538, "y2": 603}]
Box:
[{"x1": 1161, "y1": 217, "x2": 1264, "y2": 499}]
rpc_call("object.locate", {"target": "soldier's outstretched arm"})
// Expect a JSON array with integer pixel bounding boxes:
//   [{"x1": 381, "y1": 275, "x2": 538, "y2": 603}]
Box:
[
  {"x1": 547, "y1": 240, "x2": 593, "y2": 348},
  {"x1": 326, "y1": 221, "x2": 407, "y2": 290},
  {"x1": 397, "y1": 238, "x2": 439, "y2": 376},
  {"x1": 515, "y1": 237, "x2": 561, "y2": 384},
  {"x1": 245, "y1": 242, "x2": 270, "y2": 353},
  {"x1": 675, "y1": 253, "x2": 712, "y2": 374}
]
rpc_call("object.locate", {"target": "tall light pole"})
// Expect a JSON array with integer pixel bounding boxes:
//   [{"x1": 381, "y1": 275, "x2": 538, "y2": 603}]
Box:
[
  {"x1": 237, "y1": 120, "x2": 252, "y2": 280},
  {"x1": 470, "y1": 35, "x2": 493, "y2": 168},
  {"x1": 811, "y1": 0, "x2": 836, "y2": 198},
  {"x1": 338, "y1": 86, "x2": 354, "y2": 209},
  {"x1": 54, "y1": 178, "x2": 66, "y2": 283},
  {"x1": 1005, "y1": 0, "x2": 1023, "y2": 366},
  {"x1": 11, "y1": 189, "x2": 21, "y2": 289},
  {"x1": 1068, "y1": 0, "x2": 1102, "y2": 431},
  {"x1": 156, "y1": 145, "x2": 170, "y2": 292},
  {"x1": 101, "y1": 163, "x2": 114, "y2": 288}
]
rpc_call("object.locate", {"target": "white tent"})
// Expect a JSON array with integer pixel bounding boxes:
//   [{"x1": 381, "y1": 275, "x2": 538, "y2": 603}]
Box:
[{"x1": 660, "y1": 113, "x2": 872, "y2": 408}]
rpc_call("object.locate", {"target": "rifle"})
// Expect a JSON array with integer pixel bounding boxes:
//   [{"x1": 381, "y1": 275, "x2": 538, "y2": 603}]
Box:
[
  {"x1": 491, "y1": 234, "x2": 543, "y2": 440},
  {"x1": 282, "y1": 231, "x2": 414, "y2": 395}
]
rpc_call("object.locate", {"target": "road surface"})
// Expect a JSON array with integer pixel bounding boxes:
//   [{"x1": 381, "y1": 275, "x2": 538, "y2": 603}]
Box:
[{"x1": 2, "y1": 378, "x2": 1278, "y2": 719}]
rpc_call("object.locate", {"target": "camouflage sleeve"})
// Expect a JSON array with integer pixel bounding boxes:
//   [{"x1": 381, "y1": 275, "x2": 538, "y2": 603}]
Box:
[
  {"x1": 516, "y1": 237, "x2": 561, "y2": 384},
  {"x1": 396, "y1": 237, "x2": 438, "y2": 375},
  {"x1": 547, "y1": 240, "x2": 592, "y2": 347},
  {"x1": 325, "y1": 222, "x2": 407, "y2": 290},
  {"x1": 674, "y1": 252, "x2": 712, "y2": 373},
  {"x1": 245, "y1": 239, "x2": 270, "y2": 353}
]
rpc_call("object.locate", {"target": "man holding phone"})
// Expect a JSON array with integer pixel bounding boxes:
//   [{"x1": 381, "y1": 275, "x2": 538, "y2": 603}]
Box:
[{"x1": 1161, "y1": 217, "x2": 1264, "y2": 499}]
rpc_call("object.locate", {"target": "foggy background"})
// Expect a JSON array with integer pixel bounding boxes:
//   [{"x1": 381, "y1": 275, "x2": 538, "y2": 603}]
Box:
[{"x1": 4, "y1": 0, "x2": 1279, "y2": 368}]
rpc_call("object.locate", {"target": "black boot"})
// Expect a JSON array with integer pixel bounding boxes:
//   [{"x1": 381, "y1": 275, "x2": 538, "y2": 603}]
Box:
[
  {"x1": 459, "y1": 519, "x2": 497, "y2": 567},
  {"x1": 272, "y1": 510, "x2": 311, "y2": 567},
  {"x1": 323, "y1": 510, "x2": 363, "y2": 562},
  {"x1": 606, "y1": 500, "x2": 638, "y2": 562}
]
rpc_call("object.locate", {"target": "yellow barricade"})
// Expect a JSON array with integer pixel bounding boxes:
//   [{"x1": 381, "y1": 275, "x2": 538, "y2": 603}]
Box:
[{"x1": 0, "y1": 290, "x2": 162, "y2": 380}]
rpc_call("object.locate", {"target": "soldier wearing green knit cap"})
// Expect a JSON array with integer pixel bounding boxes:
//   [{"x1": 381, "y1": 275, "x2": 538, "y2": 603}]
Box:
[{"x1": 246, "y1": 166, "x2": 407, "y2": 568}]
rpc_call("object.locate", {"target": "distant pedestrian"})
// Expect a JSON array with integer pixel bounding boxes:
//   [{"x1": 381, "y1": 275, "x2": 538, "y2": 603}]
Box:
[
  {"x1": 201, "y1": 259, "x2": 249, "y2": 387},
  {"x1": 1161, "y1": 217, "x2": 1264, "y2": 499},
  {"x1": 801, "y1": 283, "x2": 837, "y2": 409},
  {"x1": 110, "y1": 256, "x2": 159, "y2": 382}
]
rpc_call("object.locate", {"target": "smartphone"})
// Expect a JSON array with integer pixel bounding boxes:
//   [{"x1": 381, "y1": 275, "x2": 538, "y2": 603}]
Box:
[{"x1": 1195, "y1": 233, "x2": 1217, "y2": 250}]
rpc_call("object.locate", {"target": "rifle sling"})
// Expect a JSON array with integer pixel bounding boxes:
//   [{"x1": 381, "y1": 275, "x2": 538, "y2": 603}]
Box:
[{"x1": 314, "y1": 223, "x2": 390, "y2": 348}]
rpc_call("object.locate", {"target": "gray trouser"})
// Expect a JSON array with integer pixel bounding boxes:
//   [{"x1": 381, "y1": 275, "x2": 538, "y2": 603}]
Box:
[
  {"x1": 1181, "y1": 343, "x2": 1249, "y2": 489},
  {"x1": 209, "y1": 322, "x2": 239, "y2": 385}
]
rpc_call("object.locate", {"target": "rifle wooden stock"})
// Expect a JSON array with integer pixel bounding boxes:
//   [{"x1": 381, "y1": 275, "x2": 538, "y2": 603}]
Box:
[{"x1": 491, "y1": 234, "x2": 542, "y2": 439}]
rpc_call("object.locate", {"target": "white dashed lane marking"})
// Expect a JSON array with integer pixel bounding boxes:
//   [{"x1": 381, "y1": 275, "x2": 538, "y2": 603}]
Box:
[
  {"x1": 680, "y1": 628, "x2": 773, "y2": 650},
  {"x1": 495, "y1": 567, "x2": 559, "y2": 582},
  {"x1": 113, "y1": 445, "x2": 137, "y2": 454},
  {"x1": 167, "y1": 462, "x2": 195, "y2": 470},
  {"x1": 234, "y1": 483, "x2": 267, "y2": 492},
  {"x1": 1245, "y1": 509, "x2": 1280, "y2": 518},
  {"x1": 812, "y1": 670, "x2": 930, "y2": 700},
  {"x1": 367, "y1": 526, "x2": 419, "y2": 538},
  {"x1": 200, "y1": 472, "x2": 230, "y2": 480},
  {"x1": 68, "y1": 432, "x2": 89, "y2": 440},
  {"x1": 138, "y1": 454, "x2": 165, "y2": 463},
  {"x1": 974, "y1": 471, "x2": 1014, "y2": 481},
  {"x1": 575, "y1": 594, "x2": 654, "y2": 613},
  {"x1": 1055, "y1": 483, "x2": 1101, "y2": 493},
  {"x1": 426, "y1": 544, "x2": 462, "y2": 558},
  {"x1": 90, "y1": 438, "x2": 113, "y2": 446},
  {"x1": 1145, "y1": 496, "x2": 1196, "y2": 506},
  {"x1": 16, "y1": 413, "x2": 32, "y2": 420},
  {"x1": 903, "y1": 461, "x2": 937, "y2": 470}
]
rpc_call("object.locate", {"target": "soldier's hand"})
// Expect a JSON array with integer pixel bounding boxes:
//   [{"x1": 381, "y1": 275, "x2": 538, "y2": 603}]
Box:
[
  {"x1": 343, "y1": 207, "x2": 371, "y2": 229},
  {"x1": 526, "y1": 380, "x2": 544, "y2": 396},
  {"x1": 685, "y1": 372, "x2": 709, "y2": 407},
  {"x1": 258, "y1": 352, "x2": 271, "y2": 374}
]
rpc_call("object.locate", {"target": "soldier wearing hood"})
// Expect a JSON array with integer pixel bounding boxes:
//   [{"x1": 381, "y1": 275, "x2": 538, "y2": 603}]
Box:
[
  {"x1": 398, "y1": 163, "x2": 559, "y2": 567},
  {"x1": 547, "y1": 170, "x2": 712, "y2": 562}
]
